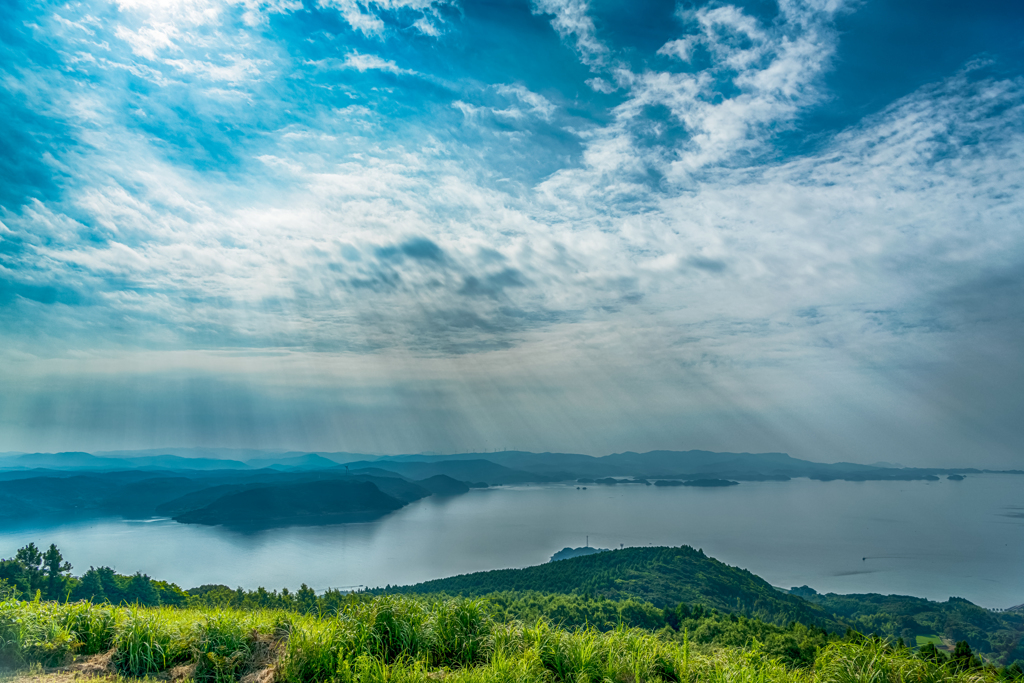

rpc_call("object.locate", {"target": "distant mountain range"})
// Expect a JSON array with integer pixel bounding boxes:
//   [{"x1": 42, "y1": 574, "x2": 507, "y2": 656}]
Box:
[
  {"x1": 1, "y1": 448, "x2": 1018, "y2": 530},
  {"x1": 3, "y1": 448, "x2": 1017, "y2": 481}
]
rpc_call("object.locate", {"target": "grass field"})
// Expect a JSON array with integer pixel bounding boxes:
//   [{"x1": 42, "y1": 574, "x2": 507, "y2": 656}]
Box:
[
  {"x1": 917, "y1": 636, "x2": 946, "y2": 649},
  {"x1": 0, "y1": 596, "x2": 1008, "y2": 683}
]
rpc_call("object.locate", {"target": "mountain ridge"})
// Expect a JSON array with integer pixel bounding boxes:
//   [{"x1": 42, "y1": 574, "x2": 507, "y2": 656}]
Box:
[{"x1": 3, "y1": 449, "x2": 1010, "y2": 482}]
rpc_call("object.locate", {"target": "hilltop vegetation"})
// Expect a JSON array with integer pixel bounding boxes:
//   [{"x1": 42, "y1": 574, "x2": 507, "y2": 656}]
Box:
[
  {"x1": 377, "y1": 546, "x2": 833, "y2": 628},
  {"x1": 376, "y1": 548, "x2": 1024, "y2": 665}
]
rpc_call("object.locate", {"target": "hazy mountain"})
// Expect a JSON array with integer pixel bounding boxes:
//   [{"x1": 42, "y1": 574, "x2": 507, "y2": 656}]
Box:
[
  {"x1": 386, "y1": 451, "x2": 601, "y2": 478},
  {"x1": 156, "y1": 483, "x2": 253, "y2": 517},
  {"x1": 2, "y1": 448, "x2": 997, "y2": 482},
  {"x1": 97, "y1": 447, "x2": 283, "y2": 461},
  {"x1": 347, "y1": 458, "x2": 552, "y2": 485},
  {"x1": 245, "y1": 453, "x2": 343, "y2": 470},
  {"x1": 0, "y1": 452, "x2": 249, "y2": 471},
  {"x1": 98, "y1": 448, "x2": 382, "y2": 464},
  {"x1": 1, "y1": 452, "x2": 123, "y2": 469},
  {"x1": 173, "y1": 480, "x2": 406, "y2": 529},
  {"x1": 357, "y1": 449, "x2": 989, "y2": 482},
  {"x1": 337, "y1": 467, "x2": 406, "y2": 479},
  {"x1": 415, "y1": 474, "x2": 471, "y2": 496},
  {"x1": 121, "y1": 455, "x2": 250, "y2": 470},
  {"x1": 0, "y1": 473, "x2": 216, "y2": 518}
]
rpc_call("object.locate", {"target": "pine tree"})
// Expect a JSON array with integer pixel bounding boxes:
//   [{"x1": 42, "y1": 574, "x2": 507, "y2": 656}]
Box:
[{"x1": 42, "y1": 544, "x2": 72, "y2": 600}]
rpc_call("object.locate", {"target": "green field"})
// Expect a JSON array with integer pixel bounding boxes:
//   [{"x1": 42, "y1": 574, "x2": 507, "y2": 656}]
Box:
[
  {"x1": 0, "y1": 595, "x2": 1017, "y2": 683},
  {"x1": 918, "y1": 636, "x2": 945, "y2": 648}
]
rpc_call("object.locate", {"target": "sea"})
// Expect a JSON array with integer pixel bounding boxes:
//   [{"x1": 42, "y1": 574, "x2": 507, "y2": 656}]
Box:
[{"x1": 2, "y1": 474, "x2": 1021, "y2": 608}]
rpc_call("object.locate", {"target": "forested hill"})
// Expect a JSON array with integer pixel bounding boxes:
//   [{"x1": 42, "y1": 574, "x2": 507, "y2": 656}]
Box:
[{"x1": 376, "y1": 545, "x2": 833, "y2": 628}]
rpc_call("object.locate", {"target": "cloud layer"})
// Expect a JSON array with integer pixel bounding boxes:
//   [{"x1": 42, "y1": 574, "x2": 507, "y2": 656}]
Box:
[{"x1": 1, "y1": 0, "x2": 1022, "y2": 464}]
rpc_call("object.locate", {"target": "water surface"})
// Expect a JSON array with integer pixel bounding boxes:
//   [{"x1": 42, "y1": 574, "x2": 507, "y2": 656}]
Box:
[{"x1": 2, "y1": 475, "x2": 1021, "y2": 607}]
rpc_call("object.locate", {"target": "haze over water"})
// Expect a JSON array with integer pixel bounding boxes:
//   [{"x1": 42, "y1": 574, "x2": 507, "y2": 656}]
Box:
[{"x1": 4, "y1": 475, "x2": 1021, "y2": 609}]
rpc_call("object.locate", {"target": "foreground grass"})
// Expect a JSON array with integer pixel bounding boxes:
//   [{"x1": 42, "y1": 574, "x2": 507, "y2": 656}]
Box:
[{"x1": 0, "y1": 596, "x2": 1011, "y2": 683}]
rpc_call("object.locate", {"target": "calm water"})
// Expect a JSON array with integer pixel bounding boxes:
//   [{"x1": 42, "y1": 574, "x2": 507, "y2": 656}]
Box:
[{"x1": 2, "y1": 475, "x2": 1022, "y2": 608}]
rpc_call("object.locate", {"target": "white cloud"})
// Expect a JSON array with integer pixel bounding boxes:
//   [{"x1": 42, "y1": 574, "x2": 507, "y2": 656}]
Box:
[
  {"x1": 585, "y1": 77, "x2": 615, "y2": 93},
  {"x1": 9, "y1": 67, "x2": 1020, "y2": 363},
  {"x1": 163, "y1": 55, "x2": 268, "y2": 83},
  {"x1": 317, "y1": 0, "x2": 455, "y2": 38},
  {"x1": 657, "y1": 38, "x2": 696, "y2": 62},
  {"x1": 531, "y1": 0, "x2": 607, "y2": 67},
  {"x1": 453, "y1": 87, "x2": 556, "y2": 128},
  {"x1": 496, "y1": 84, "x2": 557, "y2": 121},
  {"x1": 411, "y1": 16, "x2": 441, "y2": 36},
  {"x1": 114, "y1": 22, "x2": 181, "y2": 60},
  {"x1": 342, "y1": 51, "x2": 416, "y2": 75},
  {"x1": 451, "y1": 100, "x2": 482, "y2": 118},
  {"x1": 306, "y1": 52, "x2": 420, "y2": 76},
  {"x1": 115, "y1": 0, "x2": 302, "y2": 29},
  {"x1": 322, "y1": 0, "x2": 386, "y2": 36},
  {"x1": 237, "y1": 0, "x2": 302, "y2": 27},
  {"x1": 115, "y1": 0, "x2": 224, "y2": 26},
  {"x1": 536, "y1": 0, "x2": 844, "y2": 199}
]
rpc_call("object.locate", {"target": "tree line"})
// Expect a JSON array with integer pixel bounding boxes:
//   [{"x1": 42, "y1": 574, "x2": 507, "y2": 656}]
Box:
[{"x1": 0, "y1": 542, "x2": 187, "y2": 606}]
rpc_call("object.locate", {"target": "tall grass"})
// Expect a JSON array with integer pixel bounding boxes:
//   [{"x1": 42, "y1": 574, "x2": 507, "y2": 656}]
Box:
[{"x1": 0, "y1": 595, "x2": 1013, "y2": 683}]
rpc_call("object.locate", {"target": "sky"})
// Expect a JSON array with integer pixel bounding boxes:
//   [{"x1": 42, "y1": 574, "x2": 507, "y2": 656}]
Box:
[{"x1": 0, "y1": 0, "x2": 1022, "y2": 465}]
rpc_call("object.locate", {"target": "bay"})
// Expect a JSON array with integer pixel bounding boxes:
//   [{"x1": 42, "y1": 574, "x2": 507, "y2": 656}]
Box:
[{"x1": 2, "y1": 474, "x2": 1021, "y2": 608}]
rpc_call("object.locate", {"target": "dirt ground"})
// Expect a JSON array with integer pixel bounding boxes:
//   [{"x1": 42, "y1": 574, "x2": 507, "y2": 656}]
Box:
[
  {"x1": 0, "y1": 642, "x2": 278, "y2": 683},
  {"x1": 0, "y1": 652, "x2": 183, "y2": 683},
  {"x1": 0, "y1": 667, "x2": 130, "y2": 683}
]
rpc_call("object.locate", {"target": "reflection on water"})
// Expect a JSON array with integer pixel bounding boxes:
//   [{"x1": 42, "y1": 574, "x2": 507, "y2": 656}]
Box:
[{"x1": 2, "y1": 475, "x2": 1022, "y2": 608}]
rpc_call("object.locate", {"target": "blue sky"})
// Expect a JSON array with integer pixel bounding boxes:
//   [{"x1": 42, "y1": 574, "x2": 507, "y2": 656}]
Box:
[{"x1": 1, "y1": 0, "x2": 1022, "y2": 464}]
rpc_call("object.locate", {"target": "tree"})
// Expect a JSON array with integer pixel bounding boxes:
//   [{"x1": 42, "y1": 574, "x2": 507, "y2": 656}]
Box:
[
  {"x1": 0, "y1": 543, "x2": 54, "y2": 598},
  {"x1": 74, "y1": 567, "x2": 108, "y2": 603},
  {"x1": 953, "y1": 640, "x2": 978, "y2": 671},
  {"x1": 15, "y1": 543, "x2": 46, "y2": 594},
  {"x1": 919, "y1": 643, "x2": 948, "y2": 663},
  {"x1": 125, "y1": 572, "x2": 160, "y2": 605},
  {"x1": 42, "y1": 544, "x2": 72, "y2": 599},
  {"x1": 297, "y1": 583, "x2": 317, "y2": 613},
  {"x1": 0, "y1": 559, "x2": 30, "y2": 598}
]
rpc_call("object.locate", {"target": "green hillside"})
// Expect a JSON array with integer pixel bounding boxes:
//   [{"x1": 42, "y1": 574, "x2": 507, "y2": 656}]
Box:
[
  {"x1": 375, "y1": 546, "x2": 1024, "y2": 664},
  {"x1": 377, "y1": 546, "x2": 833, "y2": 628},
  {"x1": 791, "y1": 588, "x2": 1024, "y2": 664}
]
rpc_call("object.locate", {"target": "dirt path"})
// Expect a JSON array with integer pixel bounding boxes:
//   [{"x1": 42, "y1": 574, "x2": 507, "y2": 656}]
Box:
[
  {"x1": 0, "y1": 667, "x2": 129, "y2": 683},
  {"x1": 1, "y1": 653, "x2": 156, "y2": 683}
]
